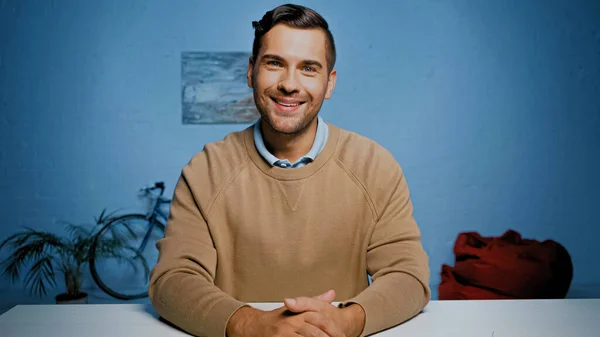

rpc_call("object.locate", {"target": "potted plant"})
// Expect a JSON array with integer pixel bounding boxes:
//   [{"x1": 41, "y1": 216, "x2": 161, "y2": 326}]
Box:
[{"x1": 0, "y1": 209, "x2": 149, "y2": 304}]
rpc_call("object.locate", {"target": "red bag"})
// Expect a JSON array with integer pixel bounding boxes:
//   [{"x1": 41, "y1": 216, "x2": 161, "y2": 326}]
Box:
[{"x1": 439, "y1": 229, "x2": 573, "y2": 300}]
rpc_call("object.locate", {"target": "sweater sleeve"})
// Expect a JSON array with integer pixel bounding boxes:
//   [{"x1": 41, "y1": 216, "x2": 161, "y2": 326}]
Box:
[
  {"x1": 340, "y1": 165, "x2": 431, "y2": 336},
  {"x1": 148, "y1": 168, "x2": 249, "y2": 337}
]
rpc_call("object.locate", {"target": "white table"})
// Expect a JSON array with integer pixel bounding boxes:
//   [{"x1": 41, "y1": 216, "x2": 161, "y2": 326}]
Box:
[{"x1": 0, "y1": 299, "x2": 598, "y2": 336}]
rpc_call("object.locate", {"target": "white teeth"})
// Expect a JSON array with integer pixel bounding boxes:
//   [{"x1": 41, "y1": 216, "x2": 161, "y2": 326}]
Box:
[{"x1": 277, "y1": 101, "x2": 299, "y2": 107}]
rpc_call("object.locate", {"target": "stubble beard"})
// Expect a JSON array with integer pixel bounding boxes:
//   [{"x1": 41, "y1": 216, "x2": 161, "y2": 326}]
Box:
[{"x1": 253, "y1": 91, "x2": 318, "y2": 136}]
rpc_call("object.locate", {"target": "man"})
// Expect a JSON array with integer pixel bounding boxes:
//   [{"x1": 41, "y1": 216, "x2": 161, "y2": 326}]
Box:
[{"x1": 149, "y1": 4, "x2": 430, "y2": 337}]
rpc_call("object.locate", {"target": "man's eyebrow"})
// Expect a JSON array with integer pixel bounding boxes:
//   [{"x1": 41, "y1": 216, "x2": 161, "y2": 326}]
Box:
[
  {"x1": 301, "y1": 60, "x2": 323, "y2": 69},
  {"x1": 261, "y1": 54, "x2": 323, "y2": 69},
  {"x1": 261, "y1": 54, "x2": 285, "y2": 62}
]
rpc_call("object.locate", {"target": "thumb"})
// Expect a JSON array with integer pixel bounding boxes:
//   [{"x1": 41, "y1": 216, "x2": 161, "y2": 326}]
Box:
[
  {"x1": 283, "y1": 290, "x2": 336, "y2": 313},
  {"x1": 313, "y1": 289, "x2": 336, "y2": 303}
]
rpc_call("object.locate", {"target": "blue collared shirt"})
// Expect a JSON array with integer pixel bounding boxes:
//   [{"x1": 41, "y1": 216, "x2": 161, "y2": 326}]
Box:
[{"x1": 254, "y1": 116, "x2": 329, "y2": 168}]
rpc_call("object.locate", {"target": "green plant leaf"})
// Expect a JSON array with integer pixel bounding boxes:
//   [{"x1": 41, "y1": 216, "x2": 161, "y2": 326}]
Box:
[
  {"x1": 24, "y1": 256, "x2": 55, "y2": 297},
  {"x1": 0, "y1": 208, "x2": 156, "y2": 297}
]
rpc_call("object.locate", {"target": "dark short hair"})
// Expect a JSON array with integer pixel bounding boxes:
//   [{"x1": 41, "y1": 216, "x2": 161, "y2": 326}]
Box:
[{"x1": 251, "y1": 4, "x2": 336, "y2": 72}]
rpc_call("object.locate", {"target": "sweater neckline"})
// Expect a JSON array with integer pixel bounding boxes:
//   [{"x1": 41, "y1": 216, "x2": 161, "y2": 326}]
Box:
[{"x1": 244, "y1": 121, "x2": 340, "y2": 180}]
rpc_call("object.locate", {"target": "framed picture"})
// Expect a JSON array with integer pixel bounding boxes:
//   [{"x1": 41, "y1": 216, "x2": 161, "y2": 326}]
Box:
[{"x1": 181, "y1": 51, "x2": 260, "y2": 124}]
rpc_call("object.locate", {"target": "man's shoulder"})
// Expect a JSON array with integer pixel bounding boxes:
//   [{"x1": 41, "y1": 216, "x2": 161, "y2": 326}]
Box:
[
  {"x1": 331, "y1": 124, "x2": 403, "y2": 175},
  {"x1": 189, "y1": 126, "x2": 249, "y2": 163},
  {"x1": 329, "y1": 124, "x2": 407, "y2": 213},
  {"x1": 182, "y1": 126, "x2": 252, "y2": 188}
]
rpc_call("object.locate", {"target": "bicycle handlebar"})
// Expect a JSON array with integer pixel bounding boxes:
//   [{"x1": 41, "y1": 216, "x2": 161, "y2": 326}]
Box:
[{"x1": 139, "y1": 181, "x2": 165, "y2": 196}]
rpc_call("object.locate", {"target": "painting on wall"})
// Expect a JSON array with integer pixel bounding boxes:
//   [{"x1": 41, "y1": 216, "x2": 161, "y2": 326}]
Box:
[{"x1": 181, "y1": 51, "x2": 260, "y2": 124}]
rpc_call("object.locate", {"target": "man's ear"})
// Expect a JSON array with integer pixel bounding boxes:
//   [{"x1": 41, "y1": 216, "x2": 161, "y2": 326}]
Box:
[
  {"x1": 247, "y1": 56, "x2": 255, "y2": 88},
  {"x1": 325, "y1": 69, "x2": 337, "y2": 99}
]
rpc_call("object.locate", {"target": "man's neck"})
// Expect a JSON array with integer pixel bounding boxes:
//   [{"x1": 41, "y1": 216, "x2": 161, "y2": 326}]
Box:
[{"x1": 260, "y1": 118, "x2": 318, "y2": 164}]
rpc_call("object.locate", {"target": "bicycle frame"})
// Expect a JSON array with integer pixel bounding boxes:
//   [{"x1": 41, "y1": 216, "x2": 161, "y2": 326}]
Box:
[{"x1": 137, "y1": 190, "x2": 170, "y2": 253}]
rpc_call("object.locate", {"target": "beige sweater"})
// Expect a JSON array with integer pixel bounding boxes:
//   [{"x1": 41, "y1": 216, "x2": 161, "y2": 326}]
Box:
[{"x1": 148, "y1": 123, "x2": 431, "y2": 337}]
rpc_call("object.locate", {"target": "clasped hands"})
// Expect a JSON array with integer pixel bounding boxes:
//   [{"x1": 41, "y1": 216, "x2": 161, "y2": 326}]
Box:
[{"x1": 226, "y1": 289, "x2": 365, "y2": 337}]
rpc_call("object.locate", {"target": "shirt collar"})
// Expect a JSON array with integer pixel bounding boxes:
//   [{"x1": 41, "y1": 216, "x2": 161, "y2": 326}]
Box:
[{"x1": 253, "y1": 115, "x2": 329, "y2": 168}]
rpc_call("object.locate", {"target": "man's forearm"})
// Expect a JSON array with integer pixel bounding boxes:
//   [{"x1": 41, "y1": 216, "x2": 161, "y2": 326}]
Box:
[
  {"x1": 149, "y1": 271, "x2": 248, "y2": 337},
  {"x1": 226, "y1": 306, "x2": 261, "y2": 337},
  {"x1": 341, "y1": 304, "x2": 366, "y2": 337},
  {"x1": 341, "y1": 273, "x2": 430, "y2": 337}
]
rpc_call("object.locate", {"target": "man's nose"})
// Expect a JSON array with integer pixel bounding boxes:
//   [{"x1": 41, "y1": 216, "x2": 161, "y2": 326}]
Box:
[{"x1": 277, "y1": 70, "x2": 300, "y2": 93}]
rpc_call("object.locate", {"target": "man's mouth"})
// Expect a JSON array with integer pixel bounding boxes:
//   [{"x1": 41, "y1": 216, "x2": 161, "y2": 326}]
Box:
[
  {"x1": 271, "y1": 97, "x2": 305, "y2": 111},
  {"x1": 277, "y1": 101, "x2": 300, "y2": 107}
]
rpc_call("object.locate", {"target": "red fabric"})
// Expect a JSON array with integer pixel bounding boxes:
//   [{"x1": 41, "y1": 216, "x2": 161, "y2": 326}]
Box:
[{"x1": 439, "y1": 229, "x2": 573, "y2": 300}]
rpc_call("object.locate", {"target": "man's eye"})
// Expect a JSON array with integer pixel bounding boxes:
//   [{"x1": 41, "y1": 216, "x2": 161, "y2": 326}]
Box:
[
  {"x1": 267, "y1": 61, "x2": 281, "y2": 67},
  {"x1": 304, "y1": 67, "x2": 316, "y2": 72}
]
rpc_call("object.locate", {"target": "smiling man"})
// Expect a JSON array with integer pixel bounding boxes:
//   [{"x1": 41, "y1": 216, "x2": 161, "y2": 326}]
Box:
[{"x1": 149, "y1": 4, "x2": 430, "y2": 337}]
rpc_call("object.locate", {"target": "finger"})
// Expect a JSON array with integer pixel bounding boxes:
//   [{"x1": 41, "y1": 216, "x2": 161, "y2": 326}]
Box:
[
  {"x1": 297, "y1": 323, "x2": 330, "y2": 337},
  {"x1": 285, "y1": 296, "x2": 331, "y2": 313},
  {"x1": 313, "y1": 289, "x2": 336, "y2": 303},
  {"x1": 303, "y1": 312, "x2": 345, "y2": 337},
  {"x1": 285, "y1": 290, "x2": 336, "y2": 313}
]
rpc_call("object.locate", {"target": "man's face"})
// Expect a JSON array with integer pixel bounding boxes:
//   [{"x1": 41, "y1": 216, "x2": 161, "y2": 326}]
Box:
[{"x1": 248, "y1": 24, "x2": 336, "y2": 135}]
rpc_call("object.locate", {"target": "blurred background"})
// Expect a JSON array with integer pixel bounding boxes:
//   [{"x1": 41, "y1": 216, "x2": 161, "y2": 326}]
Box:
[{"x1": 1, "y1": 0, "x2": 598, "y2": 314}]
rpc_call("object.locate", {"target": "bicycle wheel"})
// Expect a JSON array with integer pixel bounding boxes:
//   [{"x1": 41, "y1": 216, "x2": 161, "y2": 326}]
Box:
[{"x1": 89, "y1": 214, "x2": 165, "y2": 300}]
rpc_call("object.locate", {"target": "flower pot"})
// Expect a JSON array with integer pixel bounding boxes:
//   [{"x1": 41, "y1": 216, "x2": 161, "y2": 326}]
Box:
[{"x1": 55, "y1": 292, "x2": 88, "y2": 305}]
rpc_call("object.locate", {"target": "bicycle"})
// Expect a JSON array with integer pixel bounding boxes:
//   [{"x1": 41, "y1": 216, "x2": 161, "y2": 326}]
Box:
[{"x1": 89, "y1": 181, "x2": 170, "y2": 300}]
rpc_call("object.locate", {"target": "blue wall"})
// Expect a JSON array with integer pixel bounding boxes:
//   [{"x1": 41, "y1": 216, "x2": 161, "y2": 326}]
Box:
[{"x1": 1, "y1": 0, "x2": 599, "y2": 313}]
